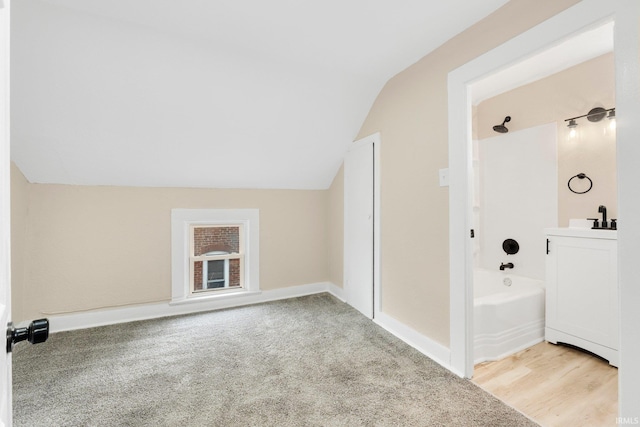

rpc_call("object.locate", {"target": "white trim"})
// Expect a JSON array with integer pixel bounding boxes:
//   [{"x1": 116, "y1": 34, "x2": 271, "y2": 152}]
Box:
[
  {"x1": 170, "y1": 287, "x2": 257, "y2": 306},
  {"x1": 171, "y1": 209, "x2": 259, "y2": 302},
  {"x1": 373, "y1": 134, "x2": 381, "y2": 320},
  {"x1": 344, "y1": 132, "x2": 382, "y2": 319},
  {"x1": 0, "y1": 1, "x2": 11, "y2": 425},
  {"x1": 327, "y1": 282, "x2": 346, "y2": 302},
  {"x1": 613, "y1": 2, "x2": 640, "y2": 419},
  {"x1": 48, "y1": 282, "x2": 343, "y2": 333},
  {"x1": 374, "y1": 312, "x2": 452, "y2": 374}
]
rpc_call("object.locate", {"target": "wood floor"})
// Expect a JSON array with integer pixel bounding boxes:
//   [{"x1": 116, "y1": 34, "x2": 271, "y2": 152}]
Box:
[{"x1": 473, "y1": 341, "x2": 618, "y2": 427}]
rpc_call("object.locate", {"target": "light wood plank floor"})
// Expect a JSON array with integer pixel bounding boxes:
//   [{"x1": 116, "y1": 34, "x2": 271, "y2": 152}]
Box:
[{"x1": 473, "y1": 341, "x2": 618, "y2": 427}]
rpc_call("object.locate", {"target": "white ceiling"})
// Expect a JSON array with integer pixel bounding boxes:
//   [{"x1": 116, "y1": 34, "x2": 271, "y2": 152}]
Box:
[{"x1": 11, "y1": 0, "x2": 510, "y2": 189}]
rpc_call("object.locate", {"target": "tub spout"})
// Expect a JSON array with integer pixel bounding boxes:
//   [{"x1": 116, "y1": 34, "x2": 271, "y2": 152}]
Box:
[{"x1": 500, "y1": 262, "x2": 514, "y2": 271}]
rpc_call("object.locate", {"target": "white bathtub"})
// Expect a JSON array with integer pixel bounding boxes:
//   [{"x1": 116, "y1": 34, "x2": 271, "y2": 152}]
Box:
[{"x1": 474, "y1": 269, "x2": 545, "y2": 364}]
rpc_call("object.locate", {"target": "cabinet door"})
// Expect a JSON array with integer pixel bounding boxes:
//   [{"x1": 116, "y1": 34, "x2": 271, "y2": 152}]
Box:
[{"x1": 546, "y1": 236, "x2": 618, "y2": 349}]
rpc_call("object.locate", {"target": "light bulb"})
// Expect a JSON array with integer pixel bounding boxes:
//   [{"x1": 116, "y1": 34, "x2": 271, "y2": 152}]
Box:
[
  {"x1": 607, "y1": 109, "x2": 616, "y2": 131},
  {"x1": 567, "y1": 119, "x2": 578, "y2": 140}
]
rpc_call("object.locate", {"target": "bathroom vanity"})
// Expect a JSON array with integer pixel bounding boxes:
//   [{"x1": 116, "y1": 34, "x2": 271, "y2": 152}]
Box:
[{"x1": 544, "y1": 226, "x2": 618, "y2": 366}]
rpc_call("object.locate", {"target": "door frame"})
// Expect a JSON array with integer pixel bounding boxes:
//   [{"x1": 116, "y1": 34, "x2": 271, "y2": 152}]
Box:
[
  {"x1": 0, "y1": 0, "x2": 11, "y2": 424},
  {"x1": 448, "y1": 0, "x2": 640, "y2": 417},
  {"x1": 344, "y1": 132, "x2": 381, "y2": 319}
]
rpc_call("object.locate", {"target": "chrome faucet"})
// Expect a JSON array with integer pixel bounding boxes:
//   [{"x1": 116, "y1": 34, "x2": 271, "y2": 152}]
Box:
[
  {"x1": 500, "y1": 262, "x2": 514, "y2": 271},
  {"x1": 598, "y1": 205, "x2": 608, "y2": 229}
]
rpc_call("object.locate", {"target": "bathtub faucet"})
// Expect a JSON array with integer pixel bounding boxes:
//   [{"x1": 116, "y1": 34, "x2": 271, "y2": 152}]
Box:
[{"x1": 500, "y1": 262, "x2": 514, "y2": 271}]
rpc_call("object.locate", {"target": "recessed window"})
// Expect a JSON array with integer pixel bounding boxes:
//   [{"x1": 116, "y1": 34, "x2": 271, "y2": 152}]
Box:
[
  {"x1": 171, "y1": 209, "x2": 260, "y2": 304},
  {"x1": 191, "y1": 225, "x2": 243, "y2": 292}
]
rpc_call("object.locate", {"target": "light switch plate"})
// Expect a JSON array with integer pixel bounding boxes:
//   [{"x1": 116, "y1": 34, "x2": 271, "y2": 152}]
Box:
[{"x1": 439, "y1": 168, "x2": 449, "y2": 187}]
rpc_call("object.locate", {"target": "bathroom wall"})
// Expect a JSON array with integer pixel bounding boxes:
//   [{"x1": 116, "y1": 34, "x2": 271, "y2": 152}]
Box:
[
  {"x1": 476, "y1": 124, "x2": 558, "y2": 280},
  {"x1": 476, "y1": 53, "x2": 616, "y2": 226}
]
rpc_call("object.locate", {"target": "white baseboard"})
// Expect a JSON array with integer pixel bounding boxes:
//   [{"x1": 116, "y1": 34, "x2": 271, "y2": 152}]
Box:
[
  {"x1": 47, "y1": 281, "x2": 456, "y2": 377},
  {"x1": 327, "y1": 282, "x2": 346, "y2": 301},
  {"x1": 374, "y1": 311, "x2": 451, "y2": 371},
  {"x1": 49, "y1": 282, "x2": 341, "y2": 333}
]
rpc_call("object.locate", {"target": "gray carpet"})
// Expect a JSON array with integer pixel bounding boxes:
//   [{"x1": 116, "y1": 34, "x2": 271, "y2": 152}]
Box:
[{"x1": 13, "y1": 294, "x2": 538, "y2": 426}]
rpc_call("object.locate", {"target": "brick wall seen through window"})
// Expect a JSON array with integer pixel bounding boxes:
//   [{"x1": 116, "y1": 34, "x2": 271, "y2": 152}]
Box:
[{"x1": 190, "y1": 225, "x2": 243, "y2": 292}]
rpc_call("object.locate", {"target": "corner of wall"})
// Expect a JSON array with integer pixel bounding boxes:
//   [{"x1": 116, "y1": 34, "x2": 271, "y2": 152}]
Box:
[
  {"x1": 10, "y1": 161, "x2": 31, "y2": 323},
  {"x1": 327, "y1": 163, "x2": 344, "y2": 288}
]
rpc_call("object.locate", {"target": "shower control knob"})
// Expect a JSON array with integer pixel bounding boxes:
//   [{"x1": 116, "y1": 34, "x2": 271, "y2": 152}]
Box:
[{"x1": 6, "y1": 318, "x2": 49, "y2": 353}]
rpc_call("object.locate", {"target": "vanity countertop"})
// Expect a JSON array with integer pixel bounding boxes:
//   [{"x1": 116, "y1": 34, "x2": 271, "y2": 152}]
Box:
[{"x1": 545, "y1": 227, "x2": 617, "y2": 240}]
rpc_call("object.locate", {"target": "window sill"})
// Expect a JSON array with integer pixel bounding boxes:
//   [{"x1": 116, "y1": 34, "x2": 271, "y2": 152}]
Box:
[{"x1": 169, "y1": 289, "x2": 262, "y2": 306}]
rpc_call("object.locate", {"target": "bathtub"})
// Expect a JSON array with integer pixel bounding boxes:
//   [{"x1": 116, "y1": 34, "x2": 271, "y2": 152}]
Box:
[{"x1": 474, "y1": 269, "x2": 545, "y2": 364}]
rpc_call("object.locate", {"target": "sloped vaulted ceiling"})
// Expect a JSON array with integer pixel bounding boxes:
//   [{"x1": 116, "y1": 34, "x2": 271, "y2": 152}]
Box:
[{"x1": 11, "y1": 0, "x2": 509, "y2": 189}]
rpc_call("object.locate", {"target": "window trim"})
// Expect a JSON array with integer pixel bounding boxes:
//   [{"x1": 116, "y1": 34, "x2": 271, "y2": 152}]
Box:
[{"x1": 171, "y1": 209, "x2": 259, "y2": 304}]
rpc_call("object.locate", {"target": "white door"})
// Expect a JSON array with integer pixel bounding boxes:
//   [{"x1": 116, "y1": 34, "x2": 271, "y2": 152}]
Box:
[
  {"x1": 344, "y1": 140, "x2": 374, "y2": 318},
  {"x1": 0, "y1": 0, "x2": 11, "y2": 425}
]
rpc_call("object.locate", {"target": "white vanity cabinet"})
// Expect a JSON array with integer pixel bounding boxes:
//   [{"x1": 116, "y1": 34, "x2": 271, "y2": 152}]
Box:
[{"x1": 544, "y1": 228, "x2": 618, "y2": 366}]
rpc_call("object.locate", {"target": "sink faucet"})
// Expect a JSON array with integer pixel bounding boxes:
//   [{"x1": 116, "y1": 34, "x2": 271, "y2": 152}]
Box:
[
  {"x1": 500, "y1": 262, "x2": 514, "y2": 271},
  {"x1": 598, "y1": 205, "x2": 608, "y2": 228}
]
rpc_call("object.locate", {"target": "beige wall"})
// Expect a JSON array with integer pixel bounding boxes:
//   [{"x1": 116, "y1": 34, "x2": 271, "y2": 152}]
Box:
[
  {"x1": 10, "y1": 163, "x2": 30, "y2": 322},
  {"x1": 476, "y1": 53, "x2": 616, "y2": 226},
  {"x1": 356, "y1": 0, "x2": 580, "y2": 346},
  {"x1": 13, "y1": 173, "x2": 329, "y2": 322},
  {"x1": 327, "y1": 164, "x2": 344, "y2": 288}
]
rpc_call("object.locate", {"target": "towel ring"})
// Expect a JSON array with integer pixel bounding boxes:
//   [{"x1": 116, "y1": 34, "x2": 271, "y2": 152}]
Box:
[{"x1": 568, "y1": 173, "x2": 592, "y2": 194}]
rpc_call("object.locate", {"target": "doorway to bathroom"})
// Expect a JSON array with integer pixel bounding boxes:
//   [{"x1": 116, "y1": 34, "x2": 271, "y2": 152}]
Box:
[
  {"x1": 472, "y1": 44, "x2": 617, "y2": 363},
  {"x1": 446, "y1": 0, "x2": 640, "y2": 422},
  {"x1": 448, "y1": 13, "x2": 619, "y2": 376},
  {"x1": 468, "y1": 47, "x2": 619, "y2": 424}
]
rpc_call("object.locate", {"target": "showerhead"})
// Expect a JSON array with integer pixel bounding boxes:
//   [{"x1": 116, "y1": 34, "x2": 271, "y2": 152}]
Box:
[{"x1": 493, "y1": 116, "x2": 511, "y2": 133}]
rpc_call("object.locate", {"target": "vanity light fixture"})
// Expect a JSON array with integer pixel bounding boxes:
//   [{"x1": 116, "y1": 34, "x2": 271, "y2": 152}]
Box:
[{"x1": 565, "y1": 106, "x2": 615, "y2": 130}]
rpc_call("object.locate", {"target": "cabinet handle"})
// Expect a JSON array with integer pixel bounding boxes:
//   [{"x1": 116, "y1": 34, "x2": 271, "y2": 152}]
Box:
[{"x1": 546, "y1": 238, "x2": 550, "y2": 254}]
